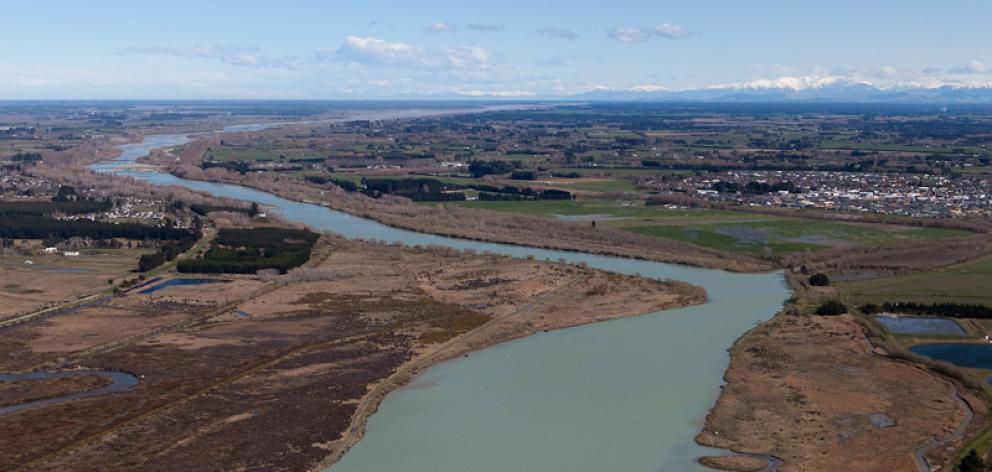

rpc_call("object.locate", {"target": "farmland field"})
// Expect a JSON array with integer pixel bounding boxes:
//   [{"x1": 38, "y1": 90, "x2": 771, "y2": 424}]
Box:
[
  {"x1": 838, "y1": 255, "x2": 992, "y2": 306},
  {"x1": 521, "y1": 178, "x2": 640, "y2": 193},
  {"x1": 0, "y1": 247, "x2": 151, "y2": 320},
  {"x1": 204, "y1": 145, "x2": 319, "y2": 162},
  {"x1": 438, "y1": 198, "x2": 967, "y2": 255}
]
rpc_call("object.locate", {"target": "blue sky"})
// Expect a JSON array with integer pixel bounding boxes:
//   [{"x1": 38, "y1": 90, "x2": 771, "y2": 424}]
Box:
[{"x1": 1, "y1": 0, "x2": 991, "y2": 99}]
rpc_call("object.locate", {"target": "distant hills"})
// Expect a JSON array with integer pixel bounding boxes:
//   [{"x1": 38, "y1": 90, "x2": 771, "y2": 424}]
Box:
[{"x1": 570, "y1": 77, "x2": 992, "y2": 104}]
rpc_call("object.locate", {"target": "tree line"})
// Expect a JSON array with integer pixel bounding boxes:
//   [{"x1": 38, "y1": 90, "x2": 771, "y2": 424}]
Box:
[
  {"x1": 861, "y1": 301, "x2": 992, "y2": 319},
  {"x1": 361, "y1": 177, "x2": 465, "y2": 201},
  {"x1": 189, "y1": 204, "x2": 251, "y2": 216},
  {"x1": 138, "y1": 233, "x2": 200, "y2": 272},
  {"x1": 310, "y1": 175, "x2": 573, "y2": 202},
  {"x1": 478, "y1": 189, "x2": 572, "y2": 201},
  {"x1": 0, "y1": 215, "x2": 193, "y2": 240},
  {"x1": 177, "y1": 227, "x2": 318, "y2": 274},
  {"x1": 0, "y1": 200, "x2": 111, "y2": 216},
  {"x1": 468, "y1": 160, "x2": 520, "y2": 178},
  {"x1": 304, "y1": 175, "x2": 358, "y2": 192}
]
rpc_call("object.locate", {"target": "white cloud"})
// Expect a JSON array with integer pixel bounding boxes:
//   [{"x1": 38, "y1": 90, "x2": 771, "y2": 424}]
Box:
[
  {"x1": 96, "y1": 41, "x2": 992, "y2": 98},
  {"x1": 466, "y1": 23, "x2": 504, "y2": 32},
  {"x1": 949, "y1": 59, "x2": 988, "y2": 74},
  {"x1": 314, "y1": 36, "x2": 540, "y2": 96},
  {"x1": 830, "y1": 65, "x2": 901, "y2": 79},
  {"x1": 446, "y1": 45, "x2": 495, "y2": 68},
  {"x1": 0, "y1": 61, "x2": 302, "y2": 99},
  {"x1": 607, "y1": 27, "x2": 651, "y2": 43},
  {"x1": 426, "y1": 22, "x2": 457, "y2": 33},
  {"x1": 536, "y1": 27, "x2": 578, "y2": 41},
  {"x1": 878, "y1": 65, "x2": 899, "y2": 77},
  {"x1": 455, "y1": 89, "x2": 535, "y2": 97},
  {"x1": 535, "y1": 53, "x2": 597, "y2": 67},
  {"x1": 629, "y1": 84, "x2": 668, "y2": 92},
  {"x1": 653, "y1": 23, "x2": 691, "y2": 39},
  {"x1": 329, "y1": 36, "x2": 490, "y2": 71},
  {"x1": 609, "y1": 24, "x2": 692, "y2": 43},
  {"x1": 119, "y1": 45, "x2": 294, "y2": 69}
]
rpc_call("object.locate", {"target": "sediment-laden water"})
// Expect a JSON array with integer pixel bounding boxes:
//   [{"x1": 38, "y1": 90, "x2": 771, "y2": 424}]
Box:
[{"x1": 97, "y1": 130, "x2": 788, "y2": 471}]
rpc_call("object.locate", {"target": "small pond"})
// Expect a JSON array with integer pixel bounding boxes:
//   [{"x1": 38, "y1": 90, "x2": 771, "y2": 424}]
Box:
[
  {"x1": 873, "y1": 315, "x2": 966, "y2": 336},
  {"x1": 909, "y1": 343, "x2": 992, "y2": 369},
  {"x1": 138, "y1": 278, "x2": 225, "y2": 294}
]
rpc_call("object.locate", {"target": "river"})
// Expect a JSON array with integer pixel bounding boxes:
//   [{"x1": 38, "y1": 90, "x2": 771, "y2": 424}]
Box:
[
  {"x1": 96, "y1": 128, "x2": 788, "y2": 471},
  {"x1": 0, "y1": 370, "x2": 139, "y2": 417}
]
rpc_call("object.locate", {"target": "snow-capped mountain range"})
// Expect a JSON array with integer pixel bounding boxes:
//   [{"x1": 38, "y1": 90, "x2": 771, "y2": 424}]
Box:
[{"x1": 572, "y1": 76, "x2": 992, "y2": 103}]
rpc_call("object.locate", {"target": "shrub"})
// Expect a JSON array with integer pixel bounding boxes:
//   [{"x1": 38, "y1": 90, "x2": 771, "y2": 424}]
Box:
[
  {"x1": 815, "y1": 300, "x2": 847, "y2": 316},
  {"x1": 958, "y1": 449, "x2": 986, "y2": 472},
  {"x1": 468, "y1": 160, "x2": 516, "y2": 178},
  {"x1": 138, "y1": 234, "x2": 198, "y2": 272},
  {"x1": 808, "y1": 273, "x2": 830, "y2": 286}
]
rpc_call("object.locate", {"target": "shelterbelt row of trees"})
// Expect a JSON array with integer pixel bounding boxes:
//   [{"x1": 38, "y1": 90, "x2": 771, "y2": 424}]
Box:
[
  {"x1": 304, "y1": 175, "x2": 573, "y2": 202},
  {"x1": 137, "y1": 234, "x2": 200, "y2": 272},
  {"x1": 861, "y1": 301, "x2": 992, "y2": 319},
  {"x1": 0, "y1": 215, "x2": 193, "y2": 240},
  {"x1": 360, "y1": 177, "x2": 466, "y2": 201},
  {"x1": 0, "y1": 199, "x2": 111, "y2": 216},
  {"x1": 178, "y1": 227, "x2": 318, "y2": 274}
]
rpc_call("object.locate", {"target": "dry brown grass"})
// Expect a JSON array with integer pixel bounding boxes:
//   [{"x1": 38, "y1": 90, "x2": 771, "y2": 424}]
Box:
[
  {"x1": 697, "y1": 313, "x2": 983, "y2": 471},
  {"x1": 0, "y1": 375, "x2": 111, "y2": 408},
  {"x1": 0, "y1": 249, "x2": 147, "y2": 321},
  {"x1": 0, "y1": 231, "x2": 706, "y2": 472}
]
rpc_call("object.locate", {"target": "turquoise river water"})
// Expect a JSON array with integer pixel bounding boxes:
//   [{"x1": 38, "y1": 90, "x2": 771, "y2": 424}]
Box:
[{"x1": 98, "y1": 131, "x2": 789, "y2": 472}]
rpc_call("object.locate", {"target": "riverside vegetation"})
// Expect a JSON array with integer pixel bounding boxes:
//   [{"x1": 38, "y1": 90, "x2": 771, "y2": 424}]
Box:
[{"x1": 5, "y1": 101, "x2": 992, "y2": 470}]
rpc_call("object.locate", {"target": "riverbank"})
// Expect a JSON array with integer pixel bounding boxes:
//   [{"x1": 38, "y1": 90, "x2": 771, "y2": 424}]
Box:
[
  {"x1": 696, "y1": 313, "x2": 986, "y2": 471},
  {"x1": 71, "y1": 130, "x2": 789, "y2": 471},
  {"x1": 68, "y1": 116, "x2": 984, "y2": 470},
  {"x1": 149, "y1": 128, "x2": 992, "y2": 467},
  {"x1": 129, "y1": 128, "x2": 992, "y2": 471},
  {"x1": 310, "y1": 237, "x2": 707, "y2": 470},
  {"x1": 8, "y1": 235, "x2": 704, "y2": 471},
  {"x1": 155, "y1": 156, "x2": 774, "y2": 273}
]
